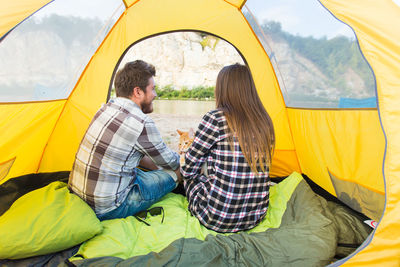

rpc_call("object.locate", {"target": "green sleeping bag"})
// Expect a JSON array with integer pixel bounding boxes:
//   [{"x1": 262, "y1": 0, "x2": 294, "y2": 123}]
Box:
[{"x1": 71, "y1": 172, "x2": 304, "y2": 260}]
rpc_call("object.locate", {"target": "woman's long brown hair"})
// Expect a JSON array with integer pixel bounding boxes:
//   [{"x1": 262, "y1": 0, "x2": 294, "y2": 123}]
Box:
[{"x1": 215, "y1": 63, "x2": 275, "y2": 174}]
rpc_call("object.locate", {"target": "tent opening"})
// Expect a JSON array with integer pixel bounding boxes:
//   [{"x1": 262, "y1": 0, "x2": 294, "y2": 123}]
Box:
[{"x1": 108, "y1": 31, "x2": 245, "y2": 151}]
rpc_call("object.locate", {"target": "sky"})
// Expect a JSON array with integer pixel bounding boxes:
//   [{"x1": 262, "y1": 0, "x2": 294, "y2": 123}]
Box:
[
  {"x1": 244, "y1": 0, "x2": 356, "y2": 39},
  {"x1": 36, "y1": 0, "x2": 400, "y2": 40},
  {"x1": 36, "y1": 0, "x2": 123, "y2": 20}
]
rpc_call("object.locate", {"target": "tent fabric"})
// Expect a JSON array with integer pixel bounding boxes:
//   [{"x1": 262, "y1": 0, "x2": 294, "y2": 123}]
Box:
[
  {"x1": 338, "y1": 97, "x2": 377, "y2": 108},
  {"x1": 0, "y1": 101, "x2": 66, "y2": 180},
  {"x1": 0, "y1": 0, "x2": 53, "y2": 40},
  {"x1": 319, "y1": 1, "x2": 400, "y2": 265},
  {"x1": 1, "y1": 0, "x2": 400, "y2": 265},
  {"x1": 224, "y1": 0, "x2": 247, "y2": 9},
  {"x1": 287, "y1": 108, "x2": 385, "y2": 197},
  {"x1": 329, "y1": 170, "x2": 385, "y2": 222},
  {"x1": 0, "y1": 158, "x2": 15, "y2": 182},
  {"x1": 37, "y1": 0, "x2": 296, "y2": 176}
]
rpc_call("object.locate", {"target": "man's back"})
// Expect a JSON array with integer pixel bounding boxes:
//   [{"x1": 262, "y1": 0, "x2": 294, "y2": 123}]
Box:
[
  {"x1": 69, "y1": 97, "x2": 147, "y2": 214},
  {"x1": 69, "y1": 60, "x2": 180, "y2": 221}
]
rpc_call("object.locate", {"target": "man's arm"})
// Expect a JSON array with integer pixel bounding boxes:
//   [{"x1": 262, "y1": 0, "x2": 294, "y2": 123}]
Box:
[
  {"x1": 135, "y1": 118, "x2": 180, "y2": 171},
  {"x1": 139, "y1": 155, "x2": 182, "y2": 182},
  {"x1": 139, "y1": 155, "x2": 159, "y2": 171}
]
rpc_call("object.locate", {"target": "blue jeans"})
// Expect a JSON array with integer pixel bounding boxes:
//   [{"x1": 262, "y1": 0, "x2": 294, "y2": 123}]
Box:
[{"x1": 97, "y1": 168, "x2": 177, "y2": 221}]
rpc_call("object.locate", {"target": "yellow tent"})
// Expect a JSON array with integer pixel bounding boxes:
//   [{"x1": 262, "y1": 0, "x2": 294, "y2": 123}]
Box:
[{"x1": 1, "y1": 0, "x2": 399, "y2": 265}]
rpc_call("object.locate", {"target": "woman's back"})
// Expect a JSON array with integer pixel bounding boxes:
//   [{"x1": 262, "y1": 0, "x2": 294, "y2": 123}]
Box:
[
  {"x1": 181, "y1": 109, "x2": 271, "y2": 233},
  {"x1": 181, "y1": 63, "x2": 275, "y2": 233}
]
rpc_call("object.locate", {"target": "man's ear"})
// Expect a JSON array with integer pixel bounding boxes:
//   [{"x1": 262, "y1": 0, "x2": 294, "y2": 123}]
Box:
[{"x1": 132, "y1": 86, "x2": 143, "y2": 98}]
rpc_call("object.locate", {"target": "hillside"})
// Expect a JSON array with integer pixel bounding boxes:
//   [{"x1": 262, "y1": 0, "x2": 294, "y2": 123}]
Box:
[{"x1": 0, "y1": 15, "x2": 375, "y2": 106}]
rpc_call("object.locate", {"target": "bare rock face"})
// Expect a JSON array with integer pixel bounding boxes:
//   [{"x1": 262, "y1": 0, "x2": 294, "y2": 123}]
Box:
[
  {"x1": 120, "y1": 31, "x2": 371, "y2": 106},
  {"x1": 0, "y1": 31, "x2": 69, "y2": 99},
  {"x1": 120, "y1": 32, "x2": 245, "y2": 89},
  {"x1": 259, "y1": 35, "x2": 372, "y2": 106},
  {"x1": 1, "y1": 25, "x2": 372, "y2": 106},
  {"x1": 268, "y1": 40, "x2": 333, "y2": 95},
  {"x1": 0, "y1": 29, "x2": 96, "y2": 101}
]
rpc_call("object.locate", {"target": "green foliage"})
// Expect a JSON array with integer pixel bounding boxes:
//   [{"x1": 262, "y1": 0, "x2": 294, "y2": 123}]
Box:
[
  {"x1": 155, "y1": 85, "x2": 215, "y2": 100},
  {"x1": 20, "y1": 14, "x2": 375, "y2": 100},
  {"x1": 198, "y1": 34, "x2": 219, "y2": 51},
  {"x1": 244, "y1": 14, "x2": 375, "y2": 94},
  {"x1": 269, "y1": 21, "x2": 373, "y2": 91}
]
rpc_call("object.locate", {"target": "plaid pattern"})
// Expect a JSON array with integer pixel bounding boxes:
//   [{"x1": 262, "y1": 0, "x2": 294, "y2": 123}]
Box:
[
  {"x1": 181, "y1": 109, "x2": 271, "y2": 233},
  {"x1": 69, "y1": 97, "x2": 179, "y2": 214}
]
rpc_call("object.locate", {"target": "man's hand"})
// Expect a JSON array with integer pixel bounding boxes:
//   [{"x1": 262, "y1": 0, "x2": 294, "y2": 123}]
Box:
[
  {"x1": 175, "y1": 168, "x2": 183, "y2": 184},
  {"x1": 139, "y1": 155, "x2": 158, "y2": 171}
]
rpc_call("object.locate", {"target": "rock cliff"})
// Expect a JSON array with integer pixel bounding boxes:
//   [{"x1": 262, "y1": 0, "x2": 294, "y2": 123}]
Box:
[
  {"x1": 119, "y1": 32, "x2": 244, "y2": 89},
  {"x1": 1, "y1": 26, "x2": 371, "y2": 106}
]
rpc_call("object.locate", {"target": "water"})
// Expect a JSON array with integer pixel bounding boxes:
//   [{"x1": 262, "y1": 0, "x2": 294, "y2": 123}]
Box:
[
  {"x1": 152, "y1": 99, "x2": 215, "y2": 116},
  {"x1": 150, "y1": 99, "x2": 216, "y2": 151}
]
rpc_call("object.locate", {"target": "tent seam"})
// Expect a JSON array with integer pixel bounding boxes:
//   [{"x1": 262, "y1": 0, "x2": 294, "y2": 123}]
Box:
[
  {"x1": 328, "y1": 168, "x2": 385, "y2": 195},
  {"x1": 35, "y1": 100, "x2": 68, "y2": 173},
  {"x1": 240, "y1": 5, "x2": 302, "y2": 174},
  {"x1": 287, "y1": 107, "x2": 377, "y2": 111},
  {"x1": 0, "y1": 0, "x2": 55, "y2": 42},
  {"x1": 0, "y1": 99, "x2": 67, "y2": 105},
  {"x1": 35, "y1": 7, "x2": 127, "y2": 173},
  {"x1": 222, "y1": 0, "x2": 240, "y2": 9},
  {"x1": 128, "y1": 0, "x2": 142, "y2": 9},
  {"x1": 316, "y1": 1, "x2": 385, "y2": 265}
]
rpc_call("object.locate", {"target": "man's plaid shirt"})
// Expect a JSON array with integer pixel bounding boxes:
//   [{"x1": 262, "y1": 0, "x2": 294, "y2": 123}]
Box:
[
  {"x1": 181, "y1": 109, "x2": 271, "y2": 233},
  {"x1": 69, "y1": 97, "x2": 179, "y2": 215}
]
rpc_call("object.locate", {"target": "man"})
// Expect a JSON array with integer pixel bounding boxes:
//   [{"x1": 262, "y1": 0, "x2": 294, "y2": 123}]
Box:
[{"x1": 68, "y1": 60, "x2": 181, "y2": 220}]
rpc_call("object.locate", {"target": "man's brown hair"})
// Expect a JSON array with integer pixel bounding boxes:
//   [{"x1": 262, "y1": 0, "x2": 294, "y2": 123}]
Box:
[{"x1": 114, "y1": 60, "x2": 156, "y2": 98}]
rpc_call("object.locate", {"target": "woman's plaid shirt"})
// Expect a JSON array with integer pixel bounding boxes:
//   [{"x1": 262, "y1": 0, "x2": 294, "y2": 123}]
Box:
[{"x1": 181, "y1": 109, "x2": 271, "y2": 233}]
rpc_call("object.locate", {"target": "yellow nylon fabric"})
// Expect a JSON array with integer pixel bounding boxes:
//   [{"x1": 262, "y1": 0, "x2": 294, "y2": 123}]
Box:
[
  {"x1": 2, "y1": 0, "x2": 400, "y2": 263},
  {"x1": 0, "y1": 0, "x2": 52, "y2": 38},
  {"x1": 123, "y1": 0, "x2": 137, "y2": 8},
  {"x1": 39, "y1": 0, "x2": 296, "y2": 175},
  {"x1": 270, "y1": 150, "x2": 301, "y2": 177},
  {"x1": 320, "y1": 0, "x2": 400, "y2": 265},
  {"x1": 224, "y1": 0, "x2": 247, "y2": 9},
  {"x1": 0, "y1": 158, "x2": 15, "y2": 182},
  {"x1": 0, "y1": 101, "x2": 65, "y2": 183},
  {"x1": 287, "y1": 108, "x2": 385, "y2": 196}
]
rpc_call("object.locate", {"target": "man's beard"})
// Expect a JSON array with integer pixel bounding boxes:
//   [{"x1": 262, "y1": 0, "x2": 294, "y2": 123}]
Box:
[{"x1": 141, "y1": 101, "x2": 153, "y2": 114}]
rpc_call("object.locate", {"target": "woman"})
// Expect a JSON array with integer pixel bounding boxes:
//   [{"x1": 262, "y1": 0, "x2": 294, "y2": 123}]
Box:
[{"x1": 181, "y1": 63, "x2": 275, "y2": 233}]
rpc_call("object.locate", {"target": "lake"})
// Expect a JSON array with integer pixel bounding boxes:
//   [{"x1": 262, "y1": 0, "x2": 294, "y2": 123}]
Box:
[
  {"x1": 152, "y1": 99, "x2": 215, "y2": 116},
  {"x1": 149, "y1": 99, "x2": 216, "y2": 152}
]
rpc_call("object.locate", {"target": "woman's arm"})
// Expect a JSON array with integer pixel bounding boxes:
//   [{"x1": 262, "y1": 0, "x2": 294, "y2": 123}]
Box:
[{"x1": 180, "y1": 111, "x2": 219, "y2": 179}]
